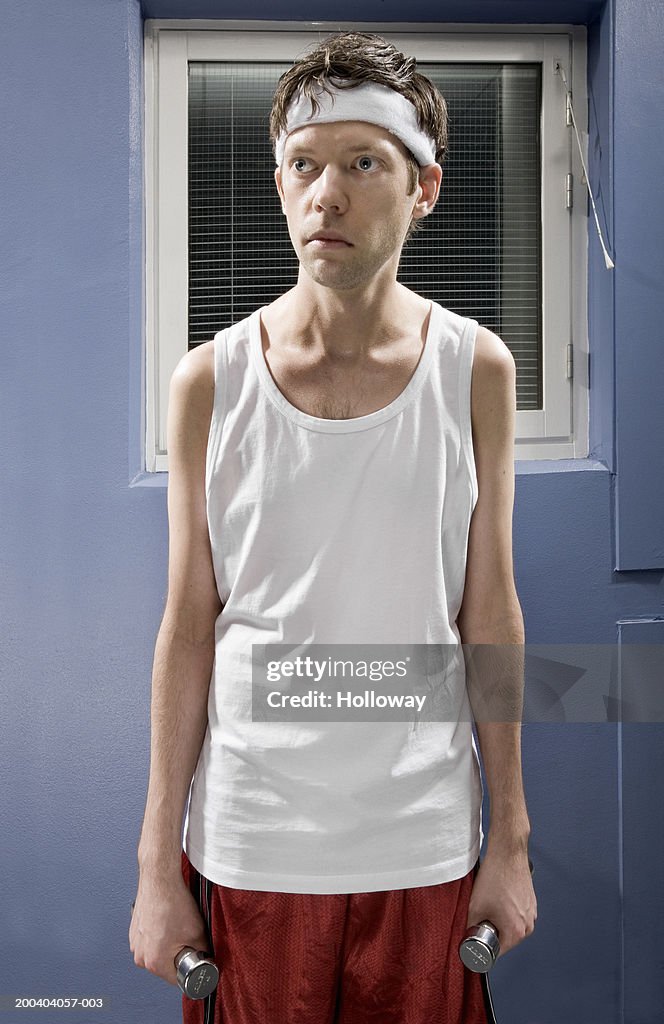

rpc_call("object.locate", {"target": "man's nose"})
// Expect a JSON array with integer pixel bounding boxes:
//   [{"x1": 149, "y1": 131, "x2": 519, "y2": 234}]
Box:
[{"x1": 312, "y1": 166, "x2": 349, "y2": 214}]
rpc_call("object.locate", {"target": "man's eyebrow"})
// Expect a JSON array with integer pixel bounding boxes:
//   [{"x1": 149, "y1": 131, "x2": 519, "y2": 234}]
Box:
[
  {"x1": 286, "y1": 141, "x2": 391, "y2": 157},
  {"x1": 347, "y1": 143, "x2": 391, "y2": 155}
]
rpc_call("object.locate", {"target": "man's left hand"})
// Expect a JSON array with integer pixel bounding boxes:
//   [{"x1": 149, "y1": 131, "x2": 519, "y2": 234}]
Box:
[{"x1": 466, "y1": 845, "x2": 537, "y2": 958}]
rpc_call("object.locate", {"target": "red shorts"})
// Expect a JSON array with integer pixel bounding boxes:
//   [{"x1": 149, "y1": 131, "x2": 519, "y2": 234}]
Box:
[{"x1": 181, "y1": 849, "x2": 497, "y2": 1024}]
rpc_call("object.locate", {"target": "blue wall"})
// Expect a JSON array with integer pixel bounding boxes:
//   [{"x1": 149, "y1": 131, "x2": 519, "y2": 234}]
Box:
[{"x1": 1, "y1": 1, "x2": 662, "y2": 1022}]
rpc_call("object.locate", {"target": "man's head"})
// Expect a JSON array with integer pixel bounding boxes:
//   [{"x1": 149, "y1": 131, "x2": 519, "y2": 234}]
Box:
[{"x1": 270, "y1": 32, "x2": 448, "y2": 251}]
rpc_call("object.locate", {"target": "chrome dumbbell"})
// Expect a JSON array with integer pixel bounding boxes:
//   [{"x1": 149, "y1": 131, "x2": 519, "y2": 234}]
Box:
[
  {"x1": 174, "y1": 946, "x2": 219, "y2": 999},
  {"x1": 459, "y1": 920, "x2": 501, "y2": 972},
  {"x1": 130, "y1": 901, "x2": 219, "y2": 999}
]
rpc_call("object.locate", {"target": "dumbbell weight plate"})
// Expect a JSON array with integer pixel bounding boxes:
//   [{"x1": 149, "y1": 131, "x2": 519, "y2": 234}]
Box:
[
  {"x1": 174, "y1": 947, "x2": 220, "y2": 999},
  {"x1": 459, "y1": 921, "x2": 500, "y2": 972}
]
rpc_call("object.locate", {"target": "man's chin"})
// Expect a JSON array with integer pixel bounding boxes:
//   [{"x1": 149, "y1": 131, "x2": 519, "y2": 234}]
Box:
[
  {"x1": 302, "y1": 266, "x2": 365, "y2": 292},
  {"x1": 301, "y1": 253, "x2": 382, "y2": 293}
]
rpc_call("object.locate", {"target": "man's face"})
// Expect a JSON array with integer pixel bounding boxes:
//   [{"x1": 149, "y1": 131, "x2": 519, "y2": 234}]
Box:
[{"x1": 274, "y1": 121, "x2": 438, "y2": 293}]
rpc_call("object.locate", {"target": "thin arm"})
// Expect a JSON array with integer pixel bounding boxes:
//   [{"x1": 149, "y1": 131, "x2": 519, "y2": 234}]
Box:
[
  {"x1": 137, "y1": 342, "x2": 223, "y2": 880},
  {"x1": 457, "y1": 326, "x2": 530, "y2": 852}
]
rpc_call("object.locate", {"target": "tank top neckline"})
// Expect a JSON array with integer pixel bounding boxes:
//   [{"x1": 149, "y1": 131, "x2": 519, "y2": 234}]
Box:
[{"x1": 249, "y1": 300, "x2": 440, "y2": 434}]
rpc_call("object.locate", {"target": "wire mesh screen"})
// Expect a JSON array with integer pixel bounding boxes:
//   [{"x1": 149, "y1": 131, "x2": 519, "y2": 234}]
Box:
[{"x1": 188, "y1": 61, "x2": 542, "y2": 410}]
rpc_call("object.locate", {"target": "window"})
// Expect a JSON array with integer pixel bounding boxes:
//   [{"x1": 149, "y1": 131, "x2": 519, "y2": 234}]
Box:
[{"x1": 145, "y1": 22, "x2": 588, "y2": 470}]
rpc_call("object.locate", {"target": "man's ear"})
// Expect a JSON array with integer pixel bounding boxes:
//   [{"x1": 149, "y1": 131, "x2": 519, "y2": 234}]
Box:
[
  {"x1": 411, "y1": 163, "x2": 443, "y2": 222},
  {"x1": 274, "y1": 166, "x2": 286, "y2": 215}
]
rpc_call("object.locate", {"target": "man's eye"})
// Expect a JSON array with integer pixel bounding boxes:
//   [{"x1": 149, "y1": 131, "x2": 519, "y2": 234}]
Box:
[
  {"x1": 357, "y1": 156, "x2": 376, "y2": 171},
  {"x1": 293, "y1": 158, "x2": 311, "y2": 172}
]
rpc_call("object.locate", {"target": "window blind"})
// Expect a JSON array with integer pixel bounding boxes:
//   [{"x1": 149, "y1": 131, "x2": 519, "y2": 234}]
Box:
[{"x1": 188, "y1": 61, "x2": 542, "y2": 410}]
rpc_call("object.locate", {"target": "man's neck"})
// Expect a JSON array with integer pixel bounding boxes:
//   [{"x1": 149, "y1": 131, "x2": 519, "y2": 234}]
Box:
[{"x1": 272, "y1": 277, "x2": 426, "y2": 361}]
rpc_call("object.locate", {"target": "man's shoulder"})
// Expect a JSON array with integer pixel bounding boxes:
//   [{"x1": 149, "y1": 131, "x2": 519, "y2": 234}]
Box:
[
  {"x1": 171, "y1": 303, "x2": 265, "y2": 392},
  {"x1": 169, "y1": 340, "x2": 216, "y2": 418},
  {"x1": 472, "y1": 324, "x2": 516, "y2": 379},
  {"x1": 468, "y1": 324, "x2": 516, "y2": 441}
]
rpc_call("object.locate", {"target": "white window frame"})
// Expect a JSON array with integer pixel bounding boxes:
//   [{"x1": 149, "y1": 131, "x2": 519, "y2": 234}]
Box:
[{"x1": 144, "y1": 19, "x2": 589, "y2": 471}]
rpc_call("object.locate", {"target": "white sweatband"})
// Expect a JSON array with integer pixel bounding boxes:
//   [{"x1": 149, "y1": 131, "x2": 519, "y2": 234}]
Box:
[{"x1": 275, "y1": 80, "x2": 437, "y2": 167}]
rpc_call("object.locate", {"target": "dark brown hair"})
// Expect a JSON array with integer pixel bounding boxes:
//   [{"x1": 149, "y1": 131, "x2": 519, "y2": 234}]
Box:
[{"x1": 270, "y1": 32, "x2": 449, "y2": 241}]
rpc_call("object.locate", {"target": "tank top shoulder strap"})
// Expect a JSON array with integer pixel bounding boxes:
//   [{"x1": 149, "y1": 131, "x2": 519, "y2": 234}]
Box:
[
  {"x1": 428, "y1": 304, "x2": 479, "y2": 509},
  {"x1": 204, "y1": 312, "x2": 258, "y2": 493},
  {"x1": 205, "y1": 323, "x2": 231, "y2": 497},
  {"x1": 457, "y1": 313, "x2": 480, "y2": 510}
]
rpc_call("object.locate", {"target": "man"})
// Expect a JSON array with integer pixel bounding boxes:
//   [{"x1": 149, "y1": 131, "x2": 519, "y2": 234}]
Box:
[{"x1": 130, "y1": 30, "x2": 536, "y2": 1024}]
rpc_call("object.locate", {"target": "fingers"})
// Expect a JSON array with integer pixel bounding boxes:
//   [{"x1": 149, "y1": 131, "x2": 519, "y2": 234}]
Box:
[
  {"x1": 496, "y1": 919, "x2": 534, "y2": 957},
  {"x1": 137, "y1": 949, "x2": 180, "y2": 987},
  {"x1": 494, "y1": 900, "x2": 538, "y2": 957},
  {"x1": 466, "y1": 898, "x2": 536, "y2": 958},
  {"x1": 466, "y1": 852, "x2": 537, "y2": 959},
  {"x1": 129, "y1": 890, "x2": 211, "y2": 989}
]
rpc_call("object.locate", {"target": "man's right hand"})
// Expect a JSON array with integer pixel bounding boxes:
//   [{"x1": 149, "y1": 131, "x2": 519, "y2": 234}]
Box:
[{"x1": 129, "y1": 872, "x2": 212, "y2": 988}]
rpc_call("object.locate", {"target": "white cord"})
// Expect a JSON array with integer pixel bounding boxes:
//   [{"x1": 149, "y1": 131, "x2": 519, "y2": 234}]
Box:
[{"x1": 556, "y1": 63, "x2": 614, "y2": 270}]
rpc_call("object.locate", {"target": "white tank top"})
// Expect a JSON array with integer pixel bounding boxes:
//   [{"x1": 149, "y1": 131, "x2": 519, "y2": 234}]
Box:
[{"x1": 183, "y1": 299, "x2": 484, "y2": 894}]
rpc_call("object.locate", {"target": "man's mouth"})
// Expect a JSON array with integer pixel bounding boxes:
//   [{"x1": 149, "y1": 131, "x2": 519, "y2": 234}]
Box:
[{"x1": 308, "y1": 231, "x2": 353, "y2": 247}]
